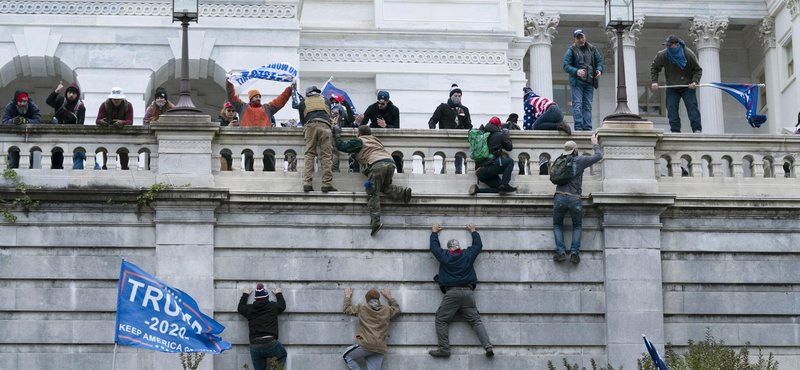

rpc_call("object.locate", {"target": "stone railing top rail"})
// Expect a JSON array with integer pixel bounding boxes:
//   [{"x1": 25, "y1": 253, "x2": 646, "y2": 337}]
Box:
[{"x1": 0, "y1": 0, "x2": 300, "y2": 19}]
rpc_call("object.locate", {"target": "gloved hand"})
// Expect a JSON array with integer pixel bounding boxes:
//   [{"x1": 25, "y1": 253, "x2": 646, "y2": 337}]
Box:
[
  {"x1": 112, "y1": 120, "x2": 125, "y2": 129},
  {"x1": 332, "y1": 124, "x2": 342, "y2": 137},
  {"x1": 12, "y1": 116, "x2": 27, "y2": 125},
  {"x1": 97, "y1": 118, "x2": 110, "y2": 127}
]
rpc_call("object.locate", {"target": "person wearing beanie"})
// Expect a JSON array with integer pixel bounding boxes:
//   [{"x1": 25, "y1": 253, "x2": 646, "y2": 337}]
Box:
[
  {"x1": 333, "y1": 124, "x2": 412, "y2": 236},
  {"x1": 522, "y1": 87, "x2": 571, "y2": 134},
  {"x1": 225, "y1": 77, "x2": 294, "y2": 127},
  {"x1": 360, "y1": 90, "x2": 400, "y2": 129},
  {"x1": 563, "y1": 28, "x2": 603, "y2": 131},
  {"x1": 429, "y1": 222, "x2": 493, "y2": 358},
  {"x1": 217, "y1": 102, "x2": 239, "y2": 171},
  {"x1": 328, "y1": 94, "x2": 357, "y2": 173},
  {"x1": 342, "y1": 287, "x2": 400, "y2": 370},
  {"x1": 501, "y1": 113, "x2": 521, "y2": 131},
  {"x1": 469, "y1": 117, "x2": 517, "y2": 194},
  {"x1": 428, "y1": 83, "x2": 473, "y2": 174},
  {"x1": 96, "y1": 87, "x2": 133, "y2": 129},
  {"x1": 143, "y1": 87, "x2": 174, "y2": 126},
  {"x1": 43, "y1": 81, "x2": 86, "y2": 169},
  {"x1": 238, "y1": 283, "x2": 287, "y2": 369},
  {"x1": 3, "y1": 89, "x2": 42, "y2": 169},
  {"x1": 651, "y1": 35, "x2": 703, "y2": 133},
  {"x1": 552, "y1": 133, "x2": 602, "y2": 264},
  {"x1": 297, "y1": 85, "x2": 337, "y2": 193}
]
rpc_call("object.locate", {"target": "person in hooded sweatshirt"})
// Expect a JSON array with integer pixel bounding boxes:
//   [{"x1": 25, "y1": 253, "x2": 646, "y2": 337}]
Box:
[
  {"x1": 143, "y1": 87, "x2": 174, "y2": 126},
  {"x1": 428, "y1": 84, "x2": 472, "y2": 174},
  {"x1": 238, "y1": 283, "x2": 287, "y2": 370},
  {"x1": 3, "y1": 89, "x2": 42, "y2": 168},
  {"x1": 46, "y1": 81, "x2": 85, "y2": 125},
  {"x1": 342, "y1": 288, "x2": 400, "y2": 370},
  {"x1": 470, "y1": 117, "x2": 517, "y2": 194}
]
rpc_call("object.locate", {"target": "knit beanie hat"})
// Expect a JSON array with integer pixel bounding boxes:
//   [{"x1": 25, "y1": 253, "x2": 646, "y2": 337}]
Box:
[
  {"x1": 506, "y1": 113, "x2": 519, "y2": 123},
  {"x1": 449, "y1": 84, "x2": 462, "y2": 97},
  {"x1": 225, "y1": 102, "x2": 233, "y2": 109},
  {"x1": 489, "y1": 117, "x2": 502, "y2": 127},
  {"x1": 248, "y1": 89, "x2": 261, "y2": 101},
  {"x1": 523, "y1": 86, "x2": 534, "y2": 98},
  {"x1": 254, "y1": 283, "x2": 269, "y2": 300},
  {"x1": 155, "y1": 87, "x2": 168, "y2": 100},
  {"x1": 365, "y1": 289, "x2": 380, "y2": 301},
  {"x1": 16, "y1": 93, "x2": 28, "y2": 102}
]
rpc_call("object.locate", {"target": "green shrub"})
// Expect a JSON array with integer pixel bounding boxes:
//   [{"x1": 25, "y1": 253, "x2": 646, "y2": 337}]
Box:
[{"x1": 548, "y1": 358, "x2": 622, "y2": 370}]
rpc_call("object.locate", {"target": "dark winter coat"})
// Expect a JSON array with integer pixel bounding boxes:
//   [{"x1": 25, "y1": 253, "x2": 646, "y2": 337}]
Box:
[
  {"x1": 475, "y1": 124, "x2": 513, "y2": 168},
  {"x1": 2, "y1": 90, "x2": 42, "y2": 124},
  {"x1": 430, "y1": 231, "x2": 483, "y2": 287},
  {"x1": 428, "y1": 102, "x2": 472, "y2": 129},
  {"x1": 46, "y1": 83, "x2": 85, "y2": 125},
  {"x1": 361, "y1": 101, "x2": 400, "y2": 128},
  {"x1": 237, "y1": 293, "x2": 286, "y2": 342}
]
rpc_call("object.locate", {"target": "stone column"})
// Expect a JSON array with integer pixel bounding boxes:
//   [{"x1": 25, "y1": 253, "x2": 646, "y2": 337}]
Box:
[
  {"x1": 606, "y1": 17, "x2": 645, "y2": 115},
  {"x1": 758, "y1": 17, "x2": 782, "y2": 134},
  {"x1": 690, "y1": 16, "x2": 729, "y2": 134},
  {"x1": 150, "y1": 114, "x2": 219, "y2": 187},
  {"x1": 524, "y1": 12, "x2": 559, "y2": 100},
  {"x1": 509, "y1": 36, "x2": 533, "y2": 114}
]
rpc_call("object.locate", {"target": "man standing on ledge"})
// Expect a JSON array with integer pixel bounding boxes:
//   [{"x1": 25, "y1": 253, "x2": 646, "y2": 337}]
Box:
[
  {"x1": 563, "y1": 29, "x2": 603, "y2": 131},
  {"x1": 650, "y1": 35, "x2": 703, "y2": 133},
  {"x1": 429, "y1": 222, "x2": 493, "y2": 358}
]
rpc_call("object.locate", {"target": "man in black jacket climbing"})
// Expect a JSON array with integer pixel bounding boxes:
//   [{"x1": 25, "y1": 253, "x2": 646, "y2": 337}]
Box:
[
  {"x1": 238, "y1": 283, "x2": 287, "y2": 370},
  {"x1": 470, "y1": 117, "x2": 517, "y2": 194}
]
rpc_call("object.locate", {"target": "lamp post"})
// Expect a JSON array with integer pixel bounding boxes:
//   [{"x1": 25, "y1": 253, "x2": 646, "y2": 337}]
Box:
[
  {"x1": 603, "y1": 0, "x2": 645, "y2": 122},
  {"x1": 167, "y1": 0, "x2": 203, "y2": 114}
]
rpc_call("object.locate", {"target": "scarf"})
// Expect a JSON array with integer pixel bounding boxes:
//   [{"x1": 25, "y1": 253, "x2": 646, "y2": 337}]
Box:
[
  {"x1": 367, "y1": 299, "x2": 382, "y2": 311},
  {"x1": 448, "y1": 249, "x2": 463, "y2": 254},
  {"x1": 666, "y1": 39, "x2": 688, "y2": 70},
  {"x1": 447, "y1": 98, "x2": 463, "y2": 109},
  {"x1": 151, "y1": 101, "x2": 174, "y2": 122}
]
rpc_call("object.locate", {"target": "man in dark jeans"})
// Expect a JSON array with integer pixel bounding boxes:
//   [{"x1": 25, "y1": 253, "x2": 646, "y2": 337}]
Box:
[
  {"x1": 470, "y1": 117, "x2": 516, "y2": 194},
  {"x1": 553, "y1": 133, "x2": 602, "y2": 264},
  {"x1": 650, "y1": 35, "x2": 703, "y2": 133},
  {"x1": 429, "y1": 222, "x2": 493, "y2": 358},
  {"x1": 238, "y1": 283, "x2": 287, "y2": 370},
  {"x1": 429, "y1": 84, "x2": 472, "y2": 174}
]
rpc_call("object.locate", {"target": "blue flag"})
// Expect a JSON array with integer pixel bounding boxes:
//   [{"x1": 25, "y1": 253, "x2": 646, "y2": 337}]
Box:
[
  {"x1": 115, "y1": 260, "x2": 231, "y2": 354},
  {"x1": 322, "y1": 82, "x2": 358, "y2": 115},
  {"x1": 708, "y1": 83, "x2": 767, "y2": 128},
  {"x1": 643, "y1": 335, "x2": 669, "y2": 370}
]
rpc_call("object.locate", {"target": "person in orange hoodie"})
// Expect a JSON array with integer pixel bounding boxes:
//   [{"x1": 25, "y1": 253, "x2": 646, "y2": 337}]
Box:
[{"x1": 226, "y1": 79, "x2": 295, "y2": 171}]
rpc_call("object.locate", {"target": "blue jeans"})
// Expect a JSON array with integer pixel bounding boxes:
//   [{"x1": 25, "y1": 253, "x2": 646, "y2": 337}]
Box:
[
  {"x1": 571, "y1": 80, "x2": 594, "y2": 131},
  {"x1": 250, "y1": 340, "x2": 287, "y2": 370},
  {"x1": 553, "y1": 194, "x2": 583, "y2": 255},
  {"x1": 665, "y1": 87, "x2": 702, "y2": 132},
  {"x1": 533, "y1": 106, "x2": 564, "y2": 131}
]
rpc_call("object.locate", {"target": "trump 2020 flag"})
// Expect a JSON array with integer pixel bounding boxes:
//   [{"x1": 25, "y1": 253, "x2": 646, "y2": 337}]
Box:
[
  {"x1": 707, "y1": 83, "x2": 767, "y2": 128},
  {"x1": 643, "y1": 335, "x2": 669, "y2": 370},
  {"x1": 227, "y1": 62, "x2": 298, "y2": 93},
  {"x1": 322, "y1": 82, "x2": 358, "y2": 115},
  {"x1": 115, "y1": 260, "x2": 231, "y2": 354}
]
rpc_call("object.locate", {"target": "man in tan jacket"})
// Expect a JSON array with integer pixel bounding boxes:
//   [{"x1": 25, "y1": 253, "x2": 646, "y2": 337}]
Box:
[{"x1": 342, "y1": 288, "x2": 400, "y2": 370}]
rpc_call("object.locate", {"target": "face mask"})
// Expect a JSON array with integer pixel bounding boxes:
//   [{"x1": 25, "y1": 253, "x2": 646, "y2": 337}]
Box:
[{"x1": 451, "y1": 96, "x2": 461, "y2": 105}]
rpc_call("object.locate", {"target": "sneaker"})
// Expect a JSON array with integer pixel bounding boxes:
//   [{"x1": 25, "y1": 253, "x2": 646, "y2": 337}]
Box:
[
  {"x1": 570, "y1": 253, "x2": 580, "y2": 264},
  {"x1": 498, "y1": 184, "x2": 517, "y2": 193},
  {"x1": 303, "y1": 185, "x2": 314, "y2": 192},
  {"x1": 429, "y1": 350, "x2": 451, "y2": 358},
  {"x1": 485, "y1": 348, "x2": 494, "y2": 357},
  {"x1": 403, "y1": 188, "x2": 412, "y2": 205},
  {"x1": 321, "y1": 186, "x2": 337, "y2": 193},
  {"x1": 469, "y1": 184, "x2": 478, "y2": 195},
  {"x1": 370, "y1": 223, "x2": 383, "y2": 237},
  {"x1": 553, "y1": 253, "x2": 567, "y2": 262},
  {"x1": 557, "y1": 121, "x2": 572, "y2": 135}
]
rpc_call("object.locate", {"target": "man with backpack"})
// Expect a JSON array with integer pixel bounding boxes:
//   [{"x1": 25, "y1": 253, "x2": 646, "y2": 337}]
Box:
[
  {"x1": 468, "y1": 117, "x2": 516, "y2": 194},
  {"x1": 550, "y1": 134, "x2": 602, "y2": 263}
]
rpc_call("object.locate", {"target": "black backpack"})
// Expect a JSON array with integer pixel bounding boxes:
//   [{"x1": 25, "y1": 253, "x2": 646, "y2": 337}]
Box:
[{"x1": 549, "y1": 154, "x2": 577, "y2": 185}]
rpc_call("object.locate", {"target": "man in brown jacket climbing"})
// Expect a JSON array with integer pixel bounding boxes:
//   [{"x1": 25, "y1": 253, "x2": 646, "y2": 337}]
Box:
[{"x1": 342, "y1": 288, "x2": 401, "y2": 370}]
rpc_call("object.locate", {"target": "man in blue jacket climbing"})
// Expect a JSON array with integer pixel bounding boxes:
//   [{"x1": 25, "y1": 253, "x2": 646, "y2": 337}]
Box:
[{"x1": 428, "y1": 222, "x2": 493, "y2": 358}]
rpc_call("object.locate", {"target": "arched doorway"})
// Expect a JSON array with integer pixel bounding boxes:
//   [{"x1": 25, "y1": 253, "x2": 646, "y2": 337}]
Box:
[{"x1": 148, "y1": 58, "x2": 227, "y2": 118}]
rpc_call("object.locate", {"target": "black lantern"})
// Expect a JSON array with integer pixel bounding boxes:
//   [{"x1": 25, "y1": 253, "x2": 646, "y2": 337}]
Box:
[
  {"x1": 167, "y1": 0, "x2": 202, "y2": 114},
  {"x1": 603, "y1": 0, "x2": 645, "y2": 122}
]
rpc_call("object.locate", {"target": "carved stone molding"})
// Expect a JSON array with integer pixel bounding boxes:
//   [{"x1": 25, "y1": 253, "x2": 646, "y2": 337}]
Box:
[
  {"x1": 524, "y1": 12, "x2": 559, "y2": 46},
  {"x1": 606, "y1": 17, "x2": 645, "y2": 49},
  {"x1": 0, "y1": 1, "x2": 297, "y2": 18},
  {"x1": 159, "y1": 140, "x2": 212, "y2": 154},
  {"x1": 690, "y1": 16, "x2": 729, "y2": 50},
  {"x1": 758, "y1": 17, "x2": 776, "y2": 49},
  {"x1": 604, "y1": 146, "x2": 655, "y2": 159},
  {"x1": 508, "y1": 58, "x2": 523, "y2": 71},
  {"x1": 299, "y1": 49, "x2": 507, "y2": 65},
  {"x1": 785, "y1": 0, "x2": 800, "y2": 18}
]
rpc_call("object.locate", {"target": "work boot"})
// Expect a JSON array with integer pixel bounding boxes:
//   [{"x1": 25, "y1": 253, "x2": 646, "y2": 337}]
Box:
[
  {"x1": 570, "y1": 253, "x2": 580, "y2": 264},
  {"x1": 498, "y1": 184, "x2": 517, "y2": 193},
  {"x1": 469, "y1": 184, "x2": 478, "y2": 195},
  {"x1": 429, "y1": 350, "x2": 451, "y2": 358},
  {"x1": 485, "y1": 347, "x2": 494, "y2": 357},
  {"x1": 557, "y1": 121, "x2": 572, "y2": 135},
  {"x1": 321, "y1": 186, "x2": 337, "y2": 193},
  {"x1": 553, "y1": 253, "x2": 567, "y2": 262},
  {"x1": 370, "y1": 223, "x2": 383, "y2": 237},
  {"x1": 403, "y1": 188, "x2": 412, "y2": 204},
  {"x1": 303, "y1": 185, "x2": 314, "y2": 192}
]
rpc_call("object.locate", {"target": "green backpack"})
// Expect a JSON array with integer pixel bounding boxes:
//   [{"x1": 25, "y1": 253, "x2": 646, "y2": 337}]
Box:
[{"x1": 468, "y1": 128, "x2": 493, "y2": 162}]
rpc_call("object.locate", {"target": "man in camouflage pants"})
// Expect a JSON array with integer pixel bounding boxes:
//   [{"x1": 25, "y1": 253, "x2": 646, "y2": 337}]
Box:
[{"x1": 334, "y1": 125, "x2": 412, "y2": 236}]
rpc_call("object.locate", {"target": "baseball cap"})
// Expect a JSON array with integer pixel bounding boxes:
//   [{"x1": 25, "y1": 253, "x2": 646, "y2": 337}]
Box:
[
  {"x1": 663, "y1": 35, "x2": 681, "y2": 46},
  {"x1": 573, "y1": 29, "x2": 586, "y2": 38}
]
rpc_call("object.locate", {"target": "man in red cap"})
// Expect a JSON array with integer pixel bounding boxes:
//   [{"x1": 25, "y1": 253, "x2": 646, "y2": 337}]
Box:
[
  {"x1": 469, "y1": 117, "x2": 517, "y2": 194},
  {"x1": 3, "y1": 89, "x2": 42, "y2": 169},
  {"x1": 239, "y1": 283, "x2": 287, "y2": 370}
]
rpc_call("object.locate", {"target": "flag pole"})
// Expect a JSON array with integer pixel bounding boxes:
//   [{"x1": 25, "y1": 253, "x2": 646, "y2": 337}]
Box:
[
  {"x1": 658, "y1": 83, "x2": 766, "y2": 89},
  {"x1": 322, "y1": 76, "x2": 334, "y2": 91},
  {"x1": 111, "y1": 342, "x2": 118, "y2": 370}
]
